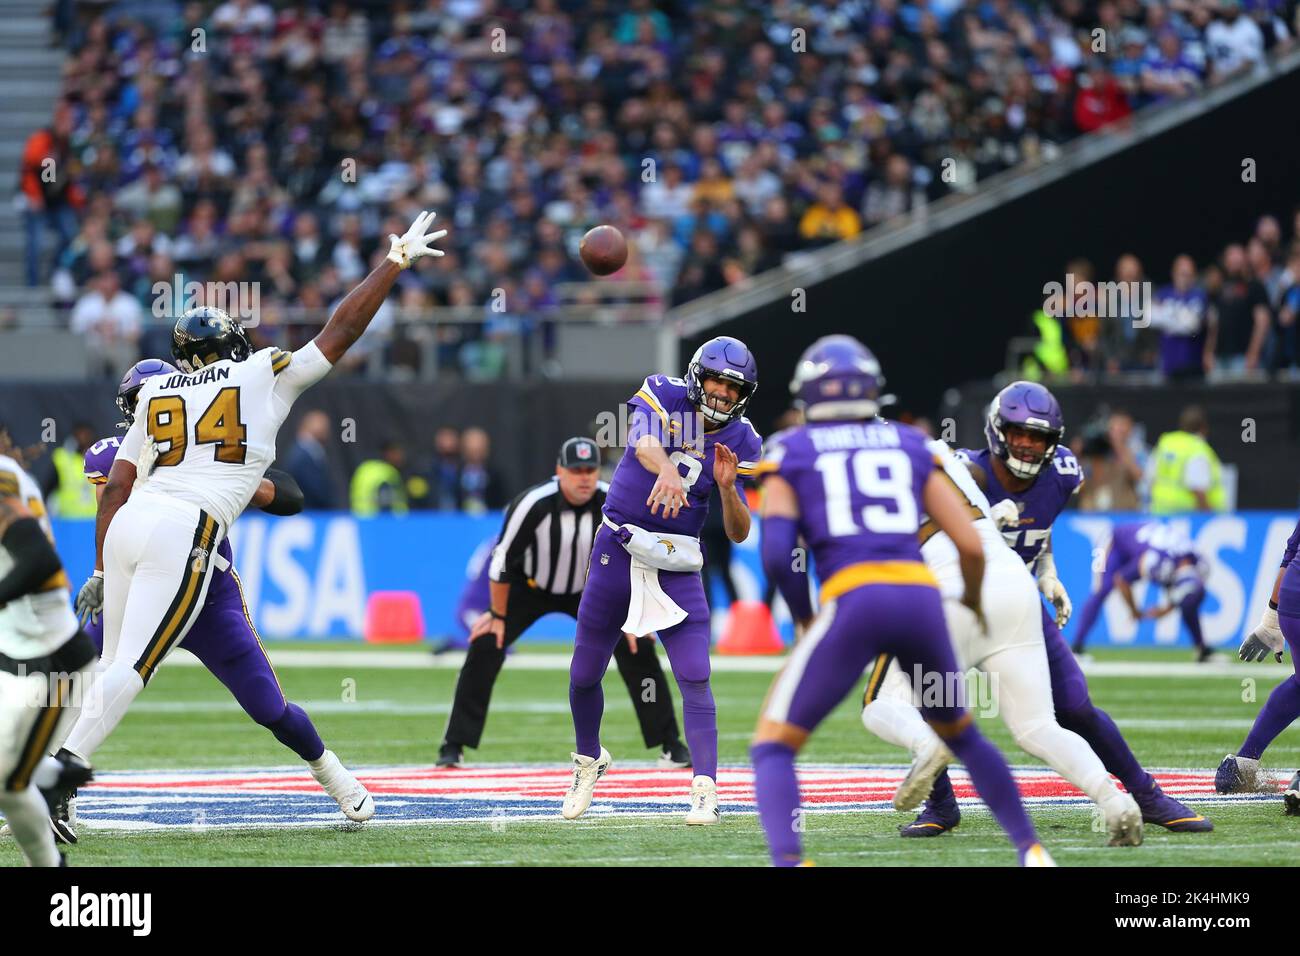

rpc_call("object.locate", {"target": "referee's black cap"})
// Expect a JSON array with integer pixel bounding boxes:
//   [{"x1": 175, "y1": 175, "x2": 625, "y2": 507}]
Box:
[{"x1": 557, "y1": 436, "x2": 600, "y2": 469}]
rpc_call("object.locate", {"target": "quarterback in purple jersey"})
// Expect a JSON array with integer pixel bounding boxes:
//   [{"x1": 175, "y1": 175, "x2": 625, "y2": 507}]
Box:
[
  {"x1": 901, "y1": 381, "x2": 1211, "y2": 836},
  {"x1": 1071, "y1": 521, "x2": 1210, "y2": 659},
  {"x1": 54, "y1": 359, "x2": 374, "y2": 842},
  {"x1": 1217, "y1": 517, "x2": 1300, "y2": 799},
  {"x1": 752, "y1": 335, "x2": 1051, "y2": 866},
  {"x1": 563, "y1": 336, "x2": 762, "y2": 825}
]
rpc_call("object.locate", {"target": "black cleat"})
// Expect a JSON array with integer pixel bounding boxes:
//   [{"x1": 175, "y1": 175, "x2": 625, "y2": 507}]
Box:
[
  {"x1": 658, "y1": 739, "x2": 692, "y2": 769},
  {"x1": 43, "y1": 750, "x2": 92, "y2": 846},
  {"x1": 436, "y1": 742, "x2": 464, "y2": 768}
]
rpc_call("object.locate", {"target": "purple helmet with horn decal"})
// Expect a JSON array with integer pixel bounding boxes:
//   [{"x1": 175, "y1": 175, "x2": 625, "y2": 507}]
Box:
[
  {"x1": 686, "y1": 335, "x2": 758, "y2": 425},
  {"x1": 789, "y1": 334, "x2": 885, "y2": 421},
  {"x1": 116, "y1": 358, "x2": 177, "y2": 424},
  {"x1": 984, "y1": 380, "x2": 1064, "y2": 479}
]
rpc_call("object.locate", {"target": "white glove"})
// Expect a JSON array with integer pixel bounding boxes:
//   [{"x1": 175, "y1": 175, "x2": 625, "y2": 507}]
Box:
[
  {"x1": 1239, "y1": 606, "x2": 1285, "y2": 663},
  {"x1": 386, "y1": 210, "x2": 447, "y2": 269},
  {"x1": 76, "y1": 571, "x2": 103, "y2": 628},
  {"x1": 988, "y1": 498, "x2": 1020, "y2": 529},
  {"x1": 1039, "y1": 574, "x2": 1072, "y2": 628},
  {"x1": 133, "y1": 437, "x2": 160, "y2": 490}
]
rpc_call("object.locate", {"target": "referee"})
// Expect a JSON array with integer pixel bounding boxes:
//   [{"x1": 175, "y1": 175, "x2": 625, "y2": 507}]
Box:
[{"x1": 437, "y1": 437, "x2": 690, "y2": 769}]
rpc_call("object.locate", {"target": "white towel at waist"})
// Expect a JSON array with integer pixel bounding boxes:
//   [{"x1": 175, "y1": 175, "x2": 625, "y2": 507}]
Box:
[{"x1": 602, "y1": 515, "x2": 703, "y2": 636}]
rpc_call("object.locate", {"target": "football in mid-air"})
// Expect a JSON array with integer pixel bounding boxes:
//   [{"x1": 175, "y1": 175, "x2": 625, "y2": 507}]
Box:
[{"x1": 579, "y1": 225, "x2": 628, "y2": 276}]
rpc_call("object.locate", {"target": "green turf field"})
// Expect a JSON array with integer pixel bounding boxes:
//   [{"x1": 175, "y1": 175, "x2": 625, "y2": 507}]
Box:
[{"x1": 4, "y1": 643, "x2": 1299, "y2": 867}]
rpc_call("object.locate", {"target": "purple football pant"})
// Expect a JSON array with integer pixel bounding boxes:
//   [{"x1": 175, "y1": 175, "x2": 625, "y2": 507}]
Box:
[
  {"x1": 570, "y1": 524, "x2": 717, "y2": 778},
  {"x1": 87, "y1": 568, "x2": 323, "y2": 761},
  {"x1": 1042, "y1": 603, "x2": 1153, "y2": 795},
  {"x1": 1238, "y1": 566, "x2": 1300, "y2": 760},
  {"x1": 751, "y1": 582, "x2": 1038, "y2": 865}
]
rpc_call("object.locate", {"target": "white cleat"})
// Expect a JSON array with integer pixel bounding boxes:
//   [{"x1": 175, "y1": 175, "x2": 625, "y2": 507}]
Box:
[
  {"x1": 1100, "y1": 791, "x2": 1144, "y2": 847},
  {"x1": 309, "y1": 750, "x2": 374, "y2": 822},
  {"x1": 1019, "y1": 843, "x2": 1057, "y2": 867},
  {"x1": 562, "y1": 747, "x2": 612, "y2": 820},
  {"x1": 685, "y1": 775, "x2": 720, "y2": 825},
  {"x1": 893, "y1": 737, "x2": 953, "y2": 812}
]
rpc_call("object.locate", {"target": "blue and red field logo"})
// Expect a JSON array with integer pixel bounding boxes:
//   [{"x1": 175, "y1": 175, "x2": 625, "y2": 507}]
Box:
[{"x1": 73, "y1": 764, "x2": 1267, "y2": 831}]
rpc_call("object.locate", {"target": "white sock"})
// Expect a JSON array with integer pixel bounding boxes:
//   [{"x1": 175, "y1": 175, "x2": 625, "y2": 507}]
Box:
[
  {"x1": 30, "y1": 755, "x2": 63, "y2": 791},
  {"x1": 64, "y1": 664, "x2": 144, "y2": 761},
  {"x1": 0, "y1": 788, "x2": 60, "y2": 867},
  {"x1": 862, "y1": 696, "x2": 935, "y2": 755}
]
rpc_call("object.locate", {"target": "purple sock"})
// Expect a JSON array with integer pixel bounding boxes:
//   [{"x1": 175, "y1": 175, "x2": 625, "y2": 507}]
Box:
[
  {"x1": 1240, "y1": 675, "x2": 1300, "y2": 760},
  {"x1": 677, "y1": 679, "x2": 717, "y2": 779},
  {"x1": 751, "y1": 741, "x2": 802, "y2": 866},
  {"x1": 944, "y1": 723, "x2": 1037, "y2": 851},
  {"x1": 267, "y1": 703, "x2": 324, "y2": 762},
  {"x1": 1059, "y1": 704, "x2": 1155, "y2": 795}
]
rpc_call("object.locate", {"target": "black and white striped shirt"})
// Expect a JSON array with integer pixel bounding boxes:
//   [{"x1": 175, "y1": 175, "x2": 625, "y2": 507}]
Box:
[{"x1": 488, "y1": 478, "x2": 608, "y2": 595}]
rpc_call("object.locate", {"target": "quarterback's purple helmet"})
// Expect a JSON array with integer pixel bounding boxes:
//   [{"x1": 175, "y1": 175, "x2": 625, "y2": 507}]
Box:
[
  {"x1": 116, "y1": 358, "x2": 178, "y2": 424},
  {"x1": 789, "y1": 335, "x2": 884, "y2": 421},
  {"x1": 985, "y1": 381, "x2": 1064, "y2": 479},
  {"x1": 686, "y1": 335, "x2": 758, "y2": 425}
]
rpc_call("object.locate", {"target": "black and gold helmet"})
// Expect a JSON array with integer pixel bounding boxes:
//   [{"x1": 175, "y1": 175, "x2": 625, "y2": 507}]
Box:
[{"x1": 171, "y1": 307, "x2": 251, "y2": 372}]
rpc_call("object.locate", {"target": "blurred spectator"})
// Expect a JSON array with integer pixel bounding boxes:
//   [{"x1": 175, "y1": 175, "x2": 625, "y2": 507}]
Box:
[
  {"x1": 1149, "y1": 405, "x2": 1226, "y2": 514},
  {"x1": 21, "y1": 102, "x2": 82, "y2": 286},
  {"x1": 1204, "y1": 0, "x2": 1266, "y2": 83},
  {"x1": 1276, "y1": 245, "x2": 1300, "y2": 370},
  {"x1": 1211, "y1": 244, "x2": 1271, "y2": 375},
  {"x1": 71, "y1": 270, "x2": 142, "y2": 379},
  {"x1": 1074, "y1": 60, "x2": 1133, "y2": 134},
  {"x1": 1141, "y1": 30, "x2": 1204, "y2": 105},
  {"x1": 285, "y1": 410, "x2": 337, "y2": 510},
  {"x1": 1076, "y1": 409, "x2": 1149, "y2": 511},
  {"x1": 426, "y1": 426, "x2": 463, "y2": 512},
  {"x1": 1150, "y1": 254, "x2": 1213, "y2": 382},
  {"x1": 457, "y1": 427, "x2": 504, "y2": 516},
  {"x1": 350, "y1": 440, "x2": 409, "y2": 517},
  {"x1": 799, "y1": 181, "x2": 861, "y2": 245}
]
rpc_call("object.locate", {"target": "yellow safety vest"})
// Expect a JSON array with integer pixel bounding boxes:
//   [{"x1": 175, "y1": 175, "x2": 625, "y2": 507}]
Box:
[
  {"x1": 1149, "y1": 431, "x2": 1225, "y2": 514},
  {"x1": 52, "y1": 447, "x2": 97, "y2": 517},
  {"x1": 1021, "y1": 310, "x2": 1069, "y2": 380},
  {"x1": 349, "y1": 460, "x2": 408, "y2": 517}
]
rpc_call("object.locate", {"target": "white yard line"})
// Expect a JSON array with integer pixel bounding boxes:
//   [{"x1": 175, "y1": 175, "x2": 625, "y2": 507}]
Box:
[{"x1": 161, "y1": 647, "x2": 1280, "y2": 678}]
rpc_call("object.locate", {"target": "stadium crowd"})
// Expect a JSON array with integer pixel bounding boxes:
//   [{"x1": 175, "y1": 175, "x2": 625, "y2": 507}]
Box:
[
  {"x1": 22, "y1": 0, "x2": 1298, "y2": 380},
  {"x1": 1024, "y1": 209, "x2": 1300, "y2": 381}
]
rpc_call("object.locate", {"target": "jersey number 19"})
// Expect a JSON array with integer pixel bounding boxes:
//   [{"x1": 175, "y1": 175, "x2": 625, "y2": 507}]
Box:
[{"x1": 814, "y1": 449, "x2": 917, "y2": 536}]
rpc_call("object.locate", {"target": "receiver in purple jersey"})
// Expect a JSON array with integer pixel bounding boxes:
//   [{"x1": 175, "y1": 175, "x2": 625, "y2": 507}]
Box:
[
  {"x1": 601, "y1": 373, "x2": 762, "y2": 537},
  {"x1": 761, "y1": 418, "x2": 937, "y2": 584}
]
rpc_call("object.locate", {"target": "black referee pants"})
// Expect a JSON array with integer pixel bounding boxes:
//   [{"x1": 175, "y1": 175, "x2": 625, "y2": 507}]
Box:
[{"x1": 443, "y1": 584, "x2": 681, "y2": 750}]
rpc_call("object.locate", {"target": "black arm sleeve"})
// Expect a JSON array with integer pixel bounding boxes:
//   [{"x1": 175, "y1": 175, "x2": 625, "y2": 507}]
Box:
[
  {"x1": 260, "y1": 468, "x2": 306, "y2": 516},
  {"x1": 0, "y1": 518, "x2": 63, "y2": 605}
]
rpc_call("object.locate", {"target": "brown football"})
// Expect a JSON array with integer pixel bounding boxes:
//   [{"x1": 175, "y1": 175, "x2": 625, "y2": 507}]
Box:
[{"x1": 579, "y1": 225, "x2": 628, "y2": 276}]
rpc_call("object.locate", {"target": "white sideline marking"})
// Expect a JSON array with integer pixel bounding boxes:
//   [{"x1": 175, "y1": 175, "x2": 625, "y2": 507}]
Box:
[{"x1": 161, "y1": 647, "x2": 1282, "y2": 678}]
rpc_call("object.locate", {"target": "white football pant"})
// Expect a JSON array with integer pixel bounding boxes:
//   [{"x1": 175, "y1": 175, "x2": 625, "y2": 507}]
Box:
[{"x1": 63, "y1": 492, "x2": 221, "y2": 762}]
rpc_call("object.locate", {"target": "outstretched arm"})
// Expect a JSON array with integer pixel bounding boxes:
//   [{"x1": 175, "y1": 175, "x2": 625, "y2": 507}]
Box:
[{"x1": 312, "y1": 211, "x2": 446, "y2": 365}]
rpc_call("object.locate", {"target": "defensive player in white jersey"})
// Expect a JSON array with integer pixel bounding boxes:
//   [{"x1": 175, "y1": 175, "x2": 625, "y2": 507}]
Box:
[
  {"x1": 54, "y1": 210, "x2": 447, "y2": 778},
  {"x1": 860, "y1": 440, "x2": 1144, "y2": 846},
  {"x1": 0, "y1": 448, "x2": 96, "y2": 866}
]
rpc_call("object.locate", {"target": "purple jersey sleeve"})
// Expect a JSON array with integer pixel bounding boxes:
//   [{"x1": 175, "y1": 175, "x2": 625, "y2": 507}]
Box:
[
  {"x1": 84, "y1": 435, "x2": 122, "y2": 485},
  {"x1": 1282, "y1": 518, "x2": 1300, "y2": 569}
]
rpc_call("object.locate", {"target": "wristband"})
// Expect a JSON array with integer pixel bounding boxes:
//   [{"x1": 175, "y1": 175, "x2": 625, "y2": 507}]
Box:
[
  {"x1": 93, "y1": 570, "x2": 104, "y2": 579},
  {"x1": 489, "y1": 608, "x2": 505, "y2": 621},
  {"x1": 1270, "y1": 599, "x2": 1279, "y2": 611}
]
